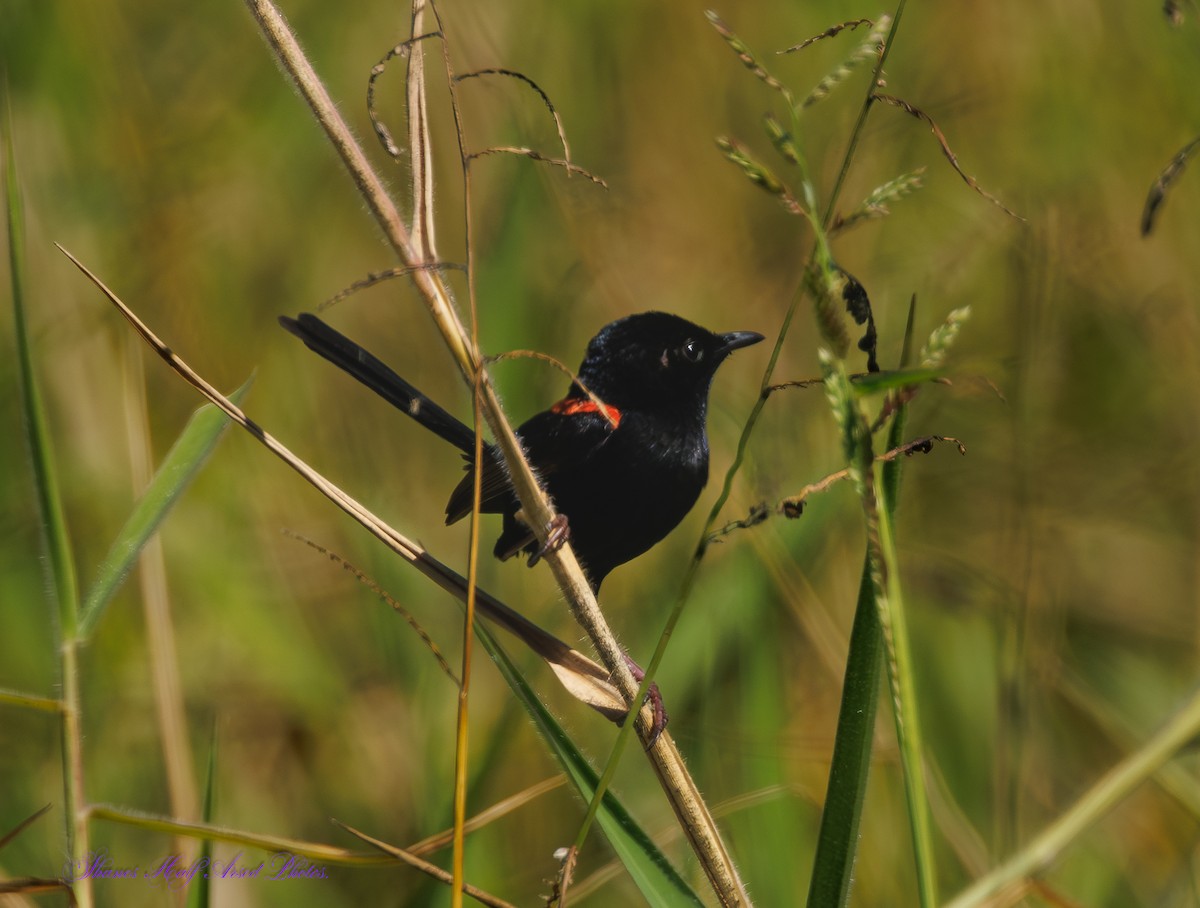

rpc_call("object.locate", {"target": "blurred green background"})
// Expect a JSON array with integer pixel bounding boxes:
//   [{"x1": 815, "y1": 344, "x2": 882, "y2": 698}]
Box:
[{"x1": 4, "y1": 1, "x2": 1200, "y2": 905}]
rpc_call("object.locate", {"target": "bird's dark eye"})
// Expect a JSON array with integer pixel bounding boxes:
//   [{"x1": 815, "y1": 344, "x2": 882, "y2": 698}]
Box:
[{"x1": 679, "y1": 339, "x2": 704, "y2": 363}]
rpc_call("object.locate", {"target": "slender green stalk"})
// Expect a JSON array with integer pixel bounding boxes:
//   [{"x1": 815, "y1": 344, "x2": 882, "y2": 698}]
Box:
[
  {"x1": 823, "y1": 0, "x2": 909, "y2": 228},
  {"x1": 452, "y1": 368, "x2": 485, "y2": 908},
  {"x1": 58, "y1": 642, "x2": 88, "y2": 904},
  {"x1": 7, "y1": 127, "x2": 90, "y2": 907},
  {"x1": 870, "y1": 460, "x2": 937, "y2": 906}
]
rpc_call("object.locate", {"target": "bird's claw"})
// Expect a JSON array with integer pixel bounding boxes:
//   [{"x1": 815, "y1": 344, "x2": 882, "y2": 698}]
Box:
[
  {"x1": 623, "y1": 653, "x2": 669, "y2": 748},
  {"x1": 527, "y1": 514, "x2": 570, "y2": 568}
]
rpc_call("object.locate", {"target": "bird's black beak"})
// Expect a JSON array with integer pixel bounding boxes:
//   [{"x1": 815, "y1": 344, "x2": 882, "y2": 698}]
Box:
[{"x1": 718, "y1": 330, "x2": 765, "y2": 356}]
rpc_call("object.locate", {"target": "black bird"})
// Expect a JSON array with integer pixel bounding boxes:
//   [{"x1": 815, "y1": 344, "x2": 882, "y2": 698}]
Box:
[
  {"x1": 279, "y1": 311, "x2": 763, "y2": 593},
  {"x1": 280, "y1": 311, "x2": 762, "y2": 741}
]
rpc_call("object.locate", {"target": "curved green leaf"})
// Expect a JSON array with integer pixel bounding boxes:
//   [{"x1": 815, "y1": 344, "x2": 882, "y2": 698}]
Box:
[{"x1": 78, "y1": 381, "x2": 252, "y2": 640}]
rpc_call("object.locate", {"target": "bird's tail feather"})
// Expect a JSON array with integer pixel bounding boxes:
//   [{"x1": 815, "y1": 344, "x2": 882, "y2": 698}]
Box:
[{"x1": 279, "y1": 313, "x2": 478, "y2": 454}]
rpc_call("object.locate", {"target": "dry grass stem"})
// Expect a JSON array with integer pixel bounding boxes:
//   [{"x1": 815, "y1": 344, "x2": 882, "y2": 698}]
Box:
[
  {"x1": 367, "y1": 33, "x2": 443, "y2": 159},
  {"x1": 464, "y1": 146, "x2": 607, "y2": 185},
  {"x1": 317, "y1": 262, "x2": 467, "y2": 313},
  {"x1": 405, "y1": 776, "x2": 567, "y2": 856},
  {"x1": 331, "y1": 820, "x2": 518, "y2": 908},
  {"x1": 800, "y1": 17, "x2": 890, "y2": 109},
  {"x1": 456, "y1": 68, "x2": 574, "y2": 165},
  {"x1": 705, "y1": 435, "x2": 965, "y2": 543},
  {"x1": 0, "y1": 878, "x2": 78, "y2": 904},
  {"x1": 282, "y1": 531, "x2": 461, "y2": 685},
  {"x1": 874, "y1": 92, "x2": 1024, "y2": 221},
  {"x1": 243, "y1": 0, "x2": 635, "y2": 710},
  {"x1": 779, "y1": 19, "x2": 875, "y2": 54},
  {"x1": 0, "y1": 804, "x2": 53, "y2": 851}
]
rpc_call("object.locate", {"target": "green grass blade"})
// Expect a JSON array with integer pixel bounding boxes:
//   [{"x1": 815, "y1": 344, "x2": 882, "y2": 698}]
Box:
[
  {"x1": 77, "y1": 381, "x2": 252, "y2": 640},
  {"x1": 7, "y1": 125, "x2": 79, "y2": 639},
  {"x1": 806, "y1": 558, "x2": 882, "y2": 907},
  {"x1": 186, "y1": 724, "x2": 218, "y2": 908},
  {"x1": 476, "y1": 623, "x2": 702, "y2": 907}
]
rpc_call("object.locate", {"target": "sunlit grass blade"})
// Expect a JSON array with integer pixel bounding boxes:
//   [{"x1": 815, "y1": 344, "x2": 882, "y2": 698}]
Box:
[
  {"x1": 0, "y1": 688, "x2": 63, "y2": 713},
  {"x1": 77, "y1": 380, "x2": 251, "y2": 640},
  {"x1": 476, "y1": 623, "x2": 702, "y2": 906},
  {"x1": 947, "y1": 684, "x2": 1200, "y2": 907}
]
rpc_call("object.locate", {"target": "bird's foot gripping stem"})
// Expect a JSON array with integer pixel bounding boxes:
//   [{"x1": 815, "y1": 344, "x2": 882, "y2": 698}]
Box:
[
  {"x1": 526, "y1": 514, "x2": 571, "y2": 568},
  {"x1": 623, "y1": 653, "x2": 669, "y2": 748}
]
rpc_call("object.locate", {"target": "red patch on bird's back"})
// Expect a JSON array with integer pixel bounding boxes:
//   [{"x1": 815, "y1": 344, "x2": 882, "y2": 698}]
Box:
[{"x1": 550, "y1": 397, "x2": 622, "y2": 428}]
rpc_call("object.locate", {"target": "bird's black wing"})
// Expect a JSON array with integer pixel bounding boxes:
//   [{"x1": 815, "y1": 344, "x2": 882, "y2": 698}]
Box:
[
  {"x1": 443, "y1": 448, "x2": 512, "y2": 525},
  {"x1": 448, "y1": 407, "x2": 619, "y2": 558}
]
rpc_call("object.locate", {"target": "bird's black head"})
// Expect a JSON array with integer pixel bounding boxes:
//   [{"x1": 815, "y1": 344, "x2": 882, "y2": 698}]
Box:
[{"x1": 573, "y1": 311, "x2": 763, "y2": 413}]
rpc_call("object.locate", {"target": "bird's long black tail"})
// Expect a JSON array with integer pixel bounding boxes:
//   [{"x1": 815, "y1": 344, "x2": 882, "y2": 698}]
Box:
[{"x1": 279, "y1": 313, "x2": 478, "y2": 454}]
